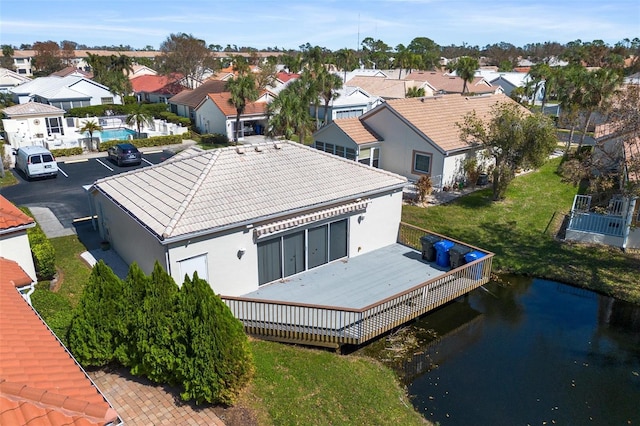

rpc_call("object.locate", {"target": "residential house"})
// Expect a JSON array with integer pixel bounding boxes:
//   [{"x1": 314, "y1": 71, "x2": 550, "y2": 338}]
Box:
[
  {"x1": 310, "y1": 85, "x2": 383, "y2": 125},
  {"x1": 0, "y1": 195, "x2": 36, "y2": 281},
  {"x1": 474, "y1": 69, "x2": 533, "y2": 97},
  {"x1": 49, "y1": 66, "x2": 93, "y2": 79},
  {"x1": 89, "y1": 141, "x2": 407, "y2": 296},
  {"x1": 130, "y1": 74, "x2": 188, "y2": 104},
  {"x1": 9, "y1": 75, "x2": 122, "y2": 109},
  {"x1": 406, "y1": 71, "x2": 500, "y2": 95},
  {"x1": 0, "y1": 258, "x2": 122, "y2": 425},
  {"x1": 1, "y1": 102, "x2": 74, "y2": 150},
  {"x1": 0, "y1": 67, "x2": 31, "y2": 93},
  {"x1": 129, "y1": 64, "x2": 158, "y2": 79},
  {"x1": 194, "y1": 92, "x2": 268, "y2": 139},
  {"x1": 345, "y1": 76, "x2": 426, "y2": 99},
  {"x1": 168, "y1": 79, "x2": 227, "y2": 121},
  {"x1": 313, "y1": 93, "x2": 518, "y2": 189}
]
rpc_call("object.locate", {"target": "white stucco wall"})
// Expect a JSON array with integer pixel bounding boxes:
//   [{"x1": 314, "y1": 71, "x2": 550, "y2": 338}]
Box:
[
  {"x1": 195, "y1": 98, "x2": 228, "y2": 135},
  {"x1": 2, "y1": 114, "x2": 68, "y2": 149},
  {"x1": 93, "y1": 192, "x2": 167, "y2": 275},
  {"x1": 565, "y1": 229, "x2": 625, "y2": 248},
  {"x1": 166, "y1": 227, "x2": 257, "y2": 296},
  {"x1": 0, "y1": 231, "x2": 37, "y2": 281},
  {"x1": 348, "y1": 189, "x2": 403, "y2": 257}
]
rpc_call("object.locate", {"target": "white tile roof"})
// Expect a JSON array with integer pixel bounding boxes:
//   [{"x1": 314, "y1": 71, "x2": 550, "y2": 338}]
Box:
[
  {"x1": 93, "y1": 141, "x2": 406, "y2": 241},
  {"x1": 1, "y1": 102, "x2": 64, "y2": 117}
]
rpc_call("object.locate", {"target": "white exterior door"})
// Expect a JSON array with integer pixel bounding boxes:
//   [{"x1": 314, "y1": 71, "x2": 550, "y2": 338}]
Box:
[{"x1": 178, "y1": 254, "x2": 209, "y2": 283}]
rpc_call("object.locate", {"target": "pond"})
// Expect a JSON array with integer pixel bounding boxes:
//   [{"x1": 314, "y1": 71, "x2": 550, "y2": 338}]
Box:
[{"x1": 357, "y1": 276, "x2": 640, "y2": 425}]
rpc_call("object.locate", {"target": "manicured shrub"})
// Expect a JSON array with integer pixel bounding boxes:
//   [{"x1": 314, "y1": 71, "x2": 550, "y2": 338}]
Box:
[
  {"x1": 128, "y1": 262, "x2": 179, "y2": 382},
  {"x1": 31, "y1": 286, "x2": 73, "y2": 346},
  {"x1": 200, "y1": 133, "x2": 229, "y2": 146},
  {"x1": 20, "y1": 208, "x2": 56, "y2": 280},
  {"x1": 67, "y1": 260, "x2": 128, "y2": 366},
  {"x1": 174, "y1": 272, "x2": 254, "y2": 405},
  {"x1": 50, "y1": 147, "x2": 83, "y2": 158},
  {"x1": 32, "y1": 242, "x2": 56, "y2": 280}
]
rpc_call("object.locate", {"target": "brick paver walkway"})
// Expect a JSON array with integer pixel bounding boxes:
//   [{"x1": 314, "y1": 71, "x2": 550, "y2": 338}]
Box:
[{"x1": 89, "y1": 368, "x2": 225, "y2": 425}]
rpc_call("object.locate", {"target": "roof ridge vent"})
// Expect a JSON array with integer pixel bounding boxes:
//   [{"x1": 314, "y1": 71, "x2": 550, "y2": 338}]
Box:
[
  {"x1": 236, "y1": 146, "x2": 245, "y2": 154},
  {"x1": 255, "y1": 145, "x2": 263, "y2": 152},
  {"x1": 273, "y1": 142, "x2": 282, "y2": 149}
]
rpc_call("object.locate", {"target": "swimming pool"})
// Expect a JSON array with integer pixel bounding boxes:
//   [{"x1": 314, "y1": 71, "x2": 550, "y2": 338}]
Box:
[{"x1": 93, "y1": 128, "x2": 137, "y2": 141}]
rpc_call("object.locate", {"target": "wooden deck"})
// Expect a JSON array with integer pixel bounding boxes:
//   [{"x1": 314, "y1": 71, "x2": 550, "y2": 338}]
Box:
[{"x1": 222, "y1": 223, "x2": 494, "y2": 349}]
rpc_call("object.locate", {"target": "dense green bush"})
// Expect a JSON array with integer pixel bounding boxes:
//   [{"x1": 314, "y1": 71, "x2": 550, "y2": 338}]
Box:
[
  {"x1": 50, "y1": 147, "x2": 83, "y2": 158},
  {"x1": 67, "y1": 103, "x2": 170, "y2": 119},
  {"x1": 20, "y1": 208, "x2": 56, "y2": 280},
  {"x1": 67, "y1": 260, "x2": 129, "y2": 366},
  {"x1": 158, "y1": 111, "x2": 192, "y2": 127},
  {"x1": 97, "y1": 134, "x2": 185, "y2": 151},
  {"x1": 68, "y1": 261, "x2": 254, "y2": 404},
  {"x1": 128, "y1": 262, "x2": 179, "y2": 382},
  {"x1": 200, "y1": 133, "x2": 229, "y2": 146},
  {"x1": 31, "y1": 286, "x2": 73, "y2": 346},
  {"x1": 32, "y1": 243, "x2": 56, "y2": 280},
  {"x1": 174, "y1": 272, "x2": 254, "y2": 405}
]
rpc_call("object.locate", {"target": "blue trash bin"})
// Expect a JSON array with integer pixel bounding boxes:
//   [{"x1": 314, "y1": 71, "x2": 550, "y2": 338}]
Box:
[
  {"x1": 434, "y1": 240, "x2": 454, "y2": 268},
  {"x1": 464, "y1": 250, "x2": 486, "y2": 280}
]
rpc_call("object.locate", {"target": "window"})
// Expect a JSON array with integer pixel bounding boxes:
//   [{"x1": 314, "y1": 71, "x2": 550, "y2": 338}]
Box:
[
  {"x1": 335, "y1": 109, "x2": 364, "y2": 119},
  {"x1": 257, "y1": 219, "x2": 349, "y2": 285},
  {"x1": 101, "y1": 97, "x2": 114, "y2": 105},
  {"x1": 412, "y1": 151, "x2": 432, "y2": 174},
  {"x1": 46, "y1": 117, "x2": 64, "y2": 135}
]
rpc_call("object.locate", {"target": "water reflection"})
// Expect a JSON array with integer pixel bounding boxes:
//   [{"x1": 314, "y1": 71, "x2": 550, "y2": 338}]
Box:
[{"x1": 360, "y1": 276, "x2": 640, "y2": 425}]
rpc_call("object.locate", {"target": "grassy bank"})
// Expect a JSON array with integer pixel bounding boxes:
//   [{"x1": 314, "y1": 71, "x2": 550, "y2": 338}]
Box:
[
  {"x1": 242, "y1": 341, "x2": 426, "y2": 425},
  {"x1": 403, "y1": 157, "x2": 640, "y2": 304}
]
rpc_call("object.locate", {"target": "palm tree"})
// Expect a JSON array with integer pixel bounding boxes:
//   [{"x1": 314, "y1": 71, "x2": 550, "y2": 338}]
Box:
[
  {"x1": 450, "y1": 56, "x2": 479, "y2": 94},
  {"x1": 225, "y1": 74, "x2": 259, "y2": 144},
  {"x1": 318, "y1": 68, "x2": 343, "y2": 128},
  {"x1": 406, "y1": 86, "x2": 426, "y2": 98},
  {"x1": 78, "y1": 120, "x2": 103, "y2": 151},
  {"x1": 126, "y1": 105, "x2": 154, "y2": 137},
  {"x1": 267, "y1": 79, "x2": 314, "y2": 143}
]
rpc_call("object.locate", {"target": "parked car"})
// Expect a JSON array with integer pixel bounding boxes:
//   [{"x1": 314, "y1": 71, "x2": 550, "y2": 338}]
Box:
[
  {"x1": 107, "y1": 143, "x2": 142, "y2": 166},
  {"x1": 13, "y1": 146, "x2": 58, "y2": 180}
]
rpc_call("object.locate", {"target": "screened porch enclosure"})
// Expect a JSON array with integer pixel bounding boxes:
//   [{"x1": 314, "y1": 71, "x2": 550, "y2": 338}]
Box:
[{"x1": 223, "y1": 223, "x2": 494, "y2": 349}]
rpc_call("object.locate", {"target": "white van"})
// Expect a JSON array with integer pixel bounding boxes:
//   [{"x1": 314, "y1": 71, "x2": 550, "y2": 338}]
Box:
[{"x1": 14, "y1": 146, "x2": 58, "y2": 180}]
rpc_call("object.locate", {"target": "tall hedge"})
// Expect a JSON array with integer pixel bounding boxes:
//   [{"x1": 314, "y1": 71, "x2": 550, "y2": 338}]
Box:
[
  {"x1": 67, "y1": 260, "x2": 128, "y2": 366},
  {"x1": 20, "y1": 207, "x2": 56, "y2": 280},
  {"x1": 174, "y1": 273, "x2": 254, "y2": 405},
  {"x1": 129, "y1": 262, "x2": 179, "y2": 382}
]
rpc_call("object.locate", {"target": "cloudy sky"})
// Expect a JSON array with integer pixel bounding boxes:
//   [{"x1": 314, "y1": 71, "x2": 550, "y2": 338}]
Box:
[{"x1": 1, "y1": 0, "x2": 638, "y2": 50}]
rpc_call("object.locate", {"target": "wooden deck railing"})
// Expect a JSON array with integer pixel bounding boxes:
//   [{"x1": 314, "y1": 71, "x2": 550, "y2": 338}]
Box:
[{"x1": 222, "y1": 223, "x2": 494, "y2": 349}]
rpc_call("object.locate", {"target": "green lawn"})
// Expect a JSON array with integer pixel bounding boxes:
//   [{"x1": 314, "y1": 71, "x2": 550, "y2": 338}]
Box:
[
  {"x1": 243, "y1": 341, "x2": 427, "y2": 426},
  {"x1": 403, "y1": 157, "x2": 640, "y2": 303}
]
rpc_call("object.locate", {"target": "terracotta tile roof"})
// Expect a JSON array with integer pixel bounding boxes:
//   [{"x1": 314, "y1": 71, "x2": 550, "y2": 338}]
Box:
[
  {"x1": 92, "y1": 141, "x2": 406, "y2": 241},
  {"x1": 130, "y1": 74, "x2": 186, "y2": 95},
  {"x1": 347, "y1": 76, "x2": 420, "y2": 99},
  {"x1": 0, "y1": 195, "x2": 35, "y2": 232},
  {"x1": 0, "y1": 256, "x2": 120, "y2": 425},
  {"x1": 378, "y1": 93, "x2": 520, "y2": 152},
  {"x1": 206, "y1": 92, "x2": 267, "y2": 117},
  {"x1": 333, "y1": 118, "x2": 382, "y2": 145},
  {"x1": 276, "y1": 71, "x2": 300, "y2": 83},
  {"x1": 50, "y1": 66, "x2": 93, "y2": 79},
  {"x1": 405, "y1": 71, "x2": 496, "y2": 94},
  {"x1": 168, "y1": 79, "x2": 228, "y2": 108}
]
